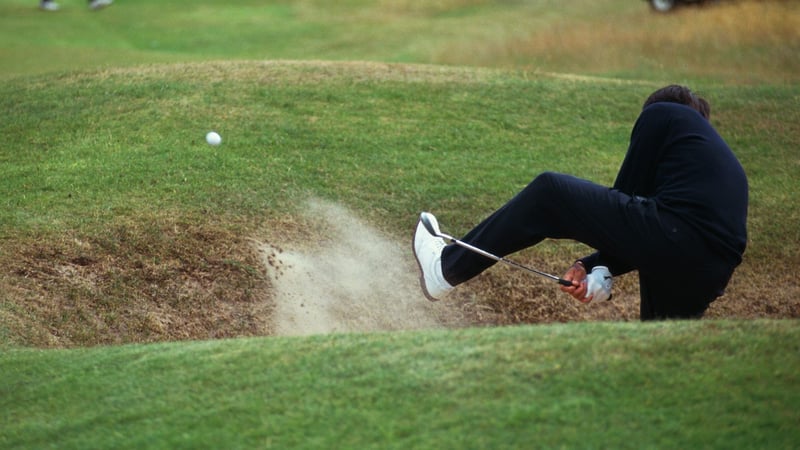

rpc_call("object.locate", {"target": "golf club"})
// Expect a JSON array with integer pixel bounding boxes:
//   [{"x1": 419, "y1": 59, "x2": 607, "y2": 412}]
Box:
[{"x1": 419, "y1": 212, "x2": 576, "y2": 287}]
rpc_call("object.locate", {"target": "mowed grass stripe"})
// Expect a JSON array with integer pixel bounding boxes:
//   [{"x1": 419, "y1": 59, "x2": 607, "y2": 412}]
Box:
[{"x1": 1, "y1": 320, "x2": 798, "y2": 448}]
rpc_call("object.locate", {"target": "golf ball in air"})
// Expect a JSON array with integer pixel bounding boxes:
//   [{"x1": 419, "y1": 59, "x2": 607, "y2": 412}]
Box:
[{"x1": 206, "y1": 131, "x2": 222, "y2": 146}]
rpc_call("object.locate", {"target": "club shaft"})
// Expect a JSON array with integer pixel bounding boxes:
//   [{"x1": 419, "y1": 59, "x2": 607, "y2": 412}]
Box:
[{"x1": 438, "y1": 232, "x2": 573, "y2": 286}]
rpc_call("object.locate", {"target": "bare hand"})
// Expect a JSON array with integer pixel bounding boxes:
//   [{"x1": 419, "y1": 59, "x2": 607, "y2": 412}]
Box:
[{"x1": 560, "y1": 262, "x2": 591, "y2": 303}]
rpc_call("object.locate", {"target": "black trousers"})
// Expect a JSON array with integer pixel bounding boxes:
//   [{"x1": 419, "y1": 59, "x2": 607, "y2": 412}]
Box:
[{"x1": 441, "y1": 172, "x2": 735, "y2": 320}]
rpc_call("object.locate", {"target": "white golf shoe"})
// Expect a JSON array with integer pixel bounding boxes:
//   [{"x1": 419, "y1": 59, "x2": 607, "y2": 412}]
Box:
[
  {"x1": 89, "y1": 0, "x2": 112, "y2": 10},
  {"x1": 413, "y1": 213, "x2": 453, "y2": 301}
]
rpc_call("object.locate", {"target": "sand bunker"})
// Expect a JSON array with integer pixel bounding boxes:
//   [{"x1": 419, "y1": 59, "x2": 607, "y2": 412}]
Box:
[{"x1": 259, "y1": 199, "x2": 464, "y2": 336}]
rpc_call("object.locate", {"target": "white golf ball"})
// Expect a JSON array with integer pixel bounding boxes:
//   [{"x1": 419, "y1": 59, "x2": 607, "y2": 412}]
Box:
[{"x1": 206, "y1": 131, "x2": 222, "y2": 146}]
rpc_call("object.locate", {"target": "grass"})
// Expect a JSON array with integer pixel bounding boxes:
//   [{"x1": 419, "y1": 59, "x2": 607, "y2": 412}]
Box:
[
  {"x1": 3, "y1": 63, "x2": 796, "y2": 242},
  {"x1": 1, "y1": 0, "x2": 798, "y2": 83},
  {"x1": 1, "y1": 0, "x2": 799, "y2": 447},
  {"x1": 0, "y1": 64, "x2": 633, "y2": 230},
  {"x1": 1, "y1": 63, "x2": 796, "y2": 347},
  {"x1": 2, "y1": 320, "x2": 799, "y2": 448}
]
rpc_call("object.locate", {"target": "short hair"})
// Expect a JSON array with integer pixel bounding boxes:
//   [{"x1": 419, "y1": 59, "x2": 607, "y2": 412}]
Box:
[{"x1": 643, "y1": 85, "x2": 710, "y2": 119}]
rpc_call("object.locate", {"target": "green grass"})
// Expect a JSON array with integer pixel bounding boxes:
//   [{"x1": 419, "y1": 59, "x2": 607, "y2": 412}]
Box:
[
  {"x1": 1, "y1": 63, "x2": 796, "y2": 258},
  {"x1": 2, "y1": 320, "x2": 799, "y2": 449},
  {"x1": 2, "y1": 0, "x2": 798, "y2": 83},
  {"x1": 1, "y1": 0, "x2": 799, "y2": 447},
  {"x1": 0, "y1": 65, "x2": 628, "y2": 231}
]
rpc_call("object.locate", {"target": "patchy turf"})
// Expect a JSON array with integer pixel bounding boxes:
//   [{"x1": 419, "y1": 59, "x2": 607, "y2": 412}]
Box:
[
  {"x1": 1, "y1": 60, "x2": 797, "y2": 348},
  {"x1": 1, "y1": 214, "x2": 272, "y2": 347},
  {"x1": 2, "y1": 205, "x2": 797, "y2": 349}
]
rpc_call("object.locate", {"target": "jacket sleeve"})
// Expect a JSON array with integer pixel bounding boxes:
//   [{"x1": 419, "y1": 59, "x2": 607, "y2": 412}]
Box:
[{"x1": 578, "y1": 252, "x2": 635, "y2": 277}]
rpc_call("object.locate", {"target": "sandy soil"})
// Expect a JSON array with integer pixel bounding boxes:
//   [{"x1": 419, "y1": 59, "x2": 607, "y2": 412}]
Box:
[{"x1": 258, "y1": 199, "x2": 468, "y2": 336}]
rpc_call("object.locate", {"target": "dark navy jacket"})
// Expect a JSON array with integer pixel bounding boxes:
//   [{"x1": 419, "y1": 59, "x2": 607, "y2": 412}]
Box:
[{"x1": 587, "y1": 102, "x2": 748, "y2": 274}]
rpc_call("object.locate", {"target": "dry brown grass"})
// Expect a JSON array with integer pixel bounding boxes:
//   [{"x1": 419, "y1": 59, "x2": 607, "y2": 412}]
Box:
[
  {"x1": 375, "y1": 0, "x2": 494, "y2": 15},
  {"x1": 456, "y1": 250, "x2": 800, "y2": 326},
  {"x1": 0, "y1": 215, "x2": 272, "y2": 348},
  {"x1": 437, "y1": 0, "x2": 800, "y2": 84},
  {"x1": 3, "y1": 214, "x2": 797, "y2": 348}
]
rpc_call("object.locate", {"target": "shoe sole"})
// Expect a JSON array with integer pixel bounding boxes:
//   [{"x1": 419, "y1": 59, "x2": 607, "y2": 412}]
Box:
[{"x1": 412, "y1": 223, "x2": 439, "y2": 302}]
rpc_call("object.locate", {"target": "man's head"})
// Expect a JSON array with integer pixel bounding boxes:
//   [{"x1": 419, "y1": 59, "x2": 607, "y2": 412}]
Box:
[{"x1": 644, "y1": 85, "x2": 710, "y2": 120}]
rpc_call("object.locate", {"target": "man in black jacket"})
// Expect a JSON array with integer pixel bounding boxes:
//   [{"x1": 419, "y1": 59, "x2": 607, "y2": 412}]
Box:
[{"x1": 413, "y1": 85, "x2": 748, "y2": 320}]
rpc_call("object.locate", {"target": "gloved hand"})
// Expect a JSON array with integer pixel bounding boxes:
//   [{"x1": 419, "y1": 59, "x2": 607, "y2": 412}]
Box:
[{"x1": 584, "y1": 266, "x2": 612, "y2": 302}]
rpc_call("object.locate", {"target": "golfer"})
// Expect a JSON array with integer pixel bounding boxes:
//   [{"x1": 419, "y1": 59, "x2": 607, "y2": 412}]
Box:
[{"x1": 414, "y1": 85, "x2": 748, "y2": 320}]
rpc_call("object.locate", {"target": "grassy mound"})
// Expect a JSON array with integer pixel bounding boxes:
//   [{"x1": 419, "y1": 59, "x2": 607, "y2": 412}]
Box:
[
  {"x1": 2, "y1": 320, "x2": 799, "y2": 448},
  {"x1": 2, "y1": 0, "x2": 798, "y2": 84},
  {"x1": 1, "y1": 61, "x2": 797, "y2": 347}
]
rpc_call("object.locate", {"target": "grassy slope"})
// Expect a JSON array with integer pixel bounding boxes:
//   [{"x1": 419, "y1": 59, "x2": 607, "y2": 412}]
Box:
[
  {"x1": 1, "y1": 62, "x2": 797, "y2": 346},
  {"x1": 2, "y1": 320, "x2": 799, "y2": 449},
  {"x1": 0, "y1": 63, "x2": 638, "y2": 230},
  {"x1": 1, "y1": 0, "x2": 798, "y2": 84}
]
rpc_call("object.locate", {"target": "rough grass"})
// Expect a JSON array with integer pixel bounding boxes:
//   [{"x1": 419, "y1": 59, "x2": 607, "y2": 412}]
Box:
[
  {"x1": 454, "y1": 0, "x2": 800, "y2": 84},
  {"x1": 1, "y1": 0, "x2": 797, "y2": 84},
  {"x1": 1, "y1": 0, "x2": 798, "y2": 348},
  {"x1": 1, "y1": 213, "x2": 272, "y2": 348},
  {"x1": 1, "y1": 61, "x2": 797, "y2": 348}
]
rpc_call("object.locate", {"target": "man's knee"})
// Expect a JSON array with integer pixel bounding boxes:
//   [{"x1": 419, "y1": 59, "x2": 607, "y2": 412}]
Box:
[
  {"x1": 530, "y1": 171, "x2": 561, "y2": 189},
  {"x1": 525, "y1": 171, "x2": 589, "y2": 209},
  {"x1": 526, "y1": 172, "x2": 566, "y2": 200}
]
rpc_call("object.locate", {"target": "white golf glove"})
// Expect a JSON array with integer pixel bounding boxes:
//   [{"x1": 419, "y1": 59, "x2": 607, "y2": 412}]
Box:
[{"x1": 584, "y1": 266, "x2": 612, "y2": 302}]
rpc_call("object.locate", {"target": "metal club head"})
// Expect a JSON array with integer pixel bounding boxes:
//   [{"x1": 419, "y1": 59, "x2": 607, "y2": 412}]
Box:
[{"x1": 419, "y1": 211, "x2": 442, "y2": 237}]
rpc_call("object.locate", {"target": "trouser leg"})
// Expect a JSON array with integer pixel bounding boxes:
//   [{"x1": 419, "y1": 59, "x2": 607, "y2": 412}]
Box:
[
  {"x1": 639, "y1": 271, "x2": 726, "y2": 320},
  {"x1": 442, "y1": 172, "x2": 655, "y2": 284},
  {"x1": 639, "y1": 277, "x2": 711, "y2": 321}
]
